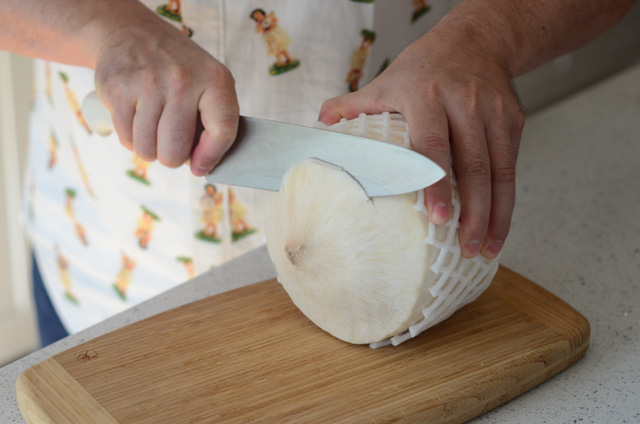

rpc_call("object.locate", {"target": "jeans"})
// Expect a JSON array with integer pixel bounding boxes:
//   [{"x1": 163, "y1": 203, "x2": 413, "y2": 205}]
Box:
[{"x1": 32, "y1": 253, "x2": 69, "y2": 347}]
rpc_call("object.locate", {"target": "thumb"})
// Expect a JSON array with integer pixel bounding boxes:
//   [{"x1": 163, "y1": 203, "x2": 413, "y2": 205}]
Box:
[
  {"x1": 318, "y1": 90, "x2": 385, "y2": 125},
  {"x1": 190, "y1": 85, "x2": 240, "y2": 176}
]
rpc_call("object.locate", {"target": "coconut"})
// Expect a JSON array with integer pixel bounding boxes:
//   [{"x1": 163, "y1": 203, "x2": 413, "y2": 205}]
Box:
[{"x1": 265, "y1": 113, "x2": 499, "y2": 347}]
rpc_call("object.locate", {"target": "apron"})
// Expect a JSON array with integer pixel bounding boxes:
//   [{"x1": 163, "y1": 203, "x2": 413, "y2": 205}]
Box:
[{"x1": 23, "y1": 0, "x2": 449, "y2": 334}]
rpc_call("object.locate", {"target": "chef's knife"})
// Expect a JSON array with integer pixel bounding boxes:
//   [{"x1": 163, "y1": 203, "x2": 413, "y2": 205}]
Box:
[
  {"x1": 211, "y1": 117, "x2": 445, "y2": 197},
  {"x1": 82, "y1": 92, "x2": 445, "y2": 197}
]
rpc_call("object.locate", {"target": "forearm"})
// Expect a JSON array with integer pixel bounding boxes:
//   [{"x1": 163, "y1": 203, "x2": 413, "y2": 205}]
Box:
[
  {"x1": 440, "y1": 0, "x2": 635, "y2": 77},
  {"x1": 0, "y1": 0, "x2": 162, "y2": 68}
]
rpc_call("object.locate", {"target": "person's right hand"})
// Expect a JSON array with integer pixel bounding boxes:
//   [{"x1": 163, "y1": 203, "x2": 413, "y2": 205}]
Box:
[{"x1": 91, "y1": 2, "x2": 238, "y2": 176}]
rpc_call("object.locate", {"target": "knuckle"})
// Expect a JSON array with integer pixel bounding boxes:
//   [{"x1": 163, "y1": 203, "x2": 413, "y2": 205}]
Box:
[
  {"x1": 202, "y1": 60, "x2": 235, "y2": 87},
  {"x1": 424, "y1": 133, "x2": 449, "y2": 150},
  {"x1": 462, "y1": 159, "x2": 491, "y2": 180},
  {"x1": 217, "y1": 65, "x2": 236, "y2": 85},
  {"x1": 133, "y1": 136, "x2": 158, "y2": 162},
  {"x1": 513, "y1": 104, "x2": 525, "y2": 125},
  {"x1": 319, "y1": 97, "x2": 339, "y2": 116},
  {"x1": 100, "y1": 79, "x2": 129, "y2": 106},
  {"x1": 135, "y1": 148, "x2": 156, "y2": 162},
  {"x1": 492, "y1": 165, "x2": 516, "y2": 185},
  {"x1": 501, "y1": 93, "x2": 525, "y2": 128},
  {"x1": 139, "y1": 70, "x2": 160, "y2": 90},
  {"x1": 512, "y1": 108, "x2": 525, "y2": 135},
  {"x1": 504, "y1": 97, "x2": 525, "y2": 126},
  {"x1": 158, "y1": 152, "x2": 185, "y2": 169},
  {"x1": 413, "y1": 133, "x2": 449, "y2": 157},
  {"x1": 119, "y1": 138, "x2": 133, "y2": 152},
  {"x1": 169, "y1": 75, "x2": 190, "y2": 97},
  {"x1": 159, "y1": 141, "x2": 192, "y2": 168},
  {"x1": 209, "y1": 117, "x2": 239, "y2": 144},
  {"x1": 168, "y1": 65, "x2": 203, "y2": 98},
  {"x1": 170, "y1": 63, "x2": 190, "y2": 82}
]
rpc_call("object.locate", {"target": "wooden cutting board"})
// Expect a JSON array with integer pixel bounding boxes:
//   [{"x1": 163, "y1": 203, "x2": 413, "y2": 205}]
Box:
[{"x1": 16, "y1": 266, "x2": 589, "y2": 424}]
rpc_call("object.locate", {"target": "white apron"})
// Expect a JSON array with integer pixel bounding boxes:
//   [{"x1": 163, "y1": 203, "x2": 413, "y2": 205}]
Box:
[{"x1": 23, "y1": 0, "x2": 449, "y2": 334}]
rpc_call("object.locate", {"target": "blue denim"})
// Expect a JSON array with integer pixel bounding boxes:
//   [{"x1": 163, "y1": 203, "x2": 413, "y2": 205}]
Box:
[{"x1": 32, "y1": 253, "x2": 69, "y2": 347}]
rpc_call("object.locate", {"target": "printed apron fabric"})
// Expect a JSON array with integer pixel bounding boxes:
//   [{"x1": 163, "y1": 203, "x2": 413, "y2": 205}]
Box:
[{"x1": 23, "y1": 0, "x2": 450, "y2": 334}]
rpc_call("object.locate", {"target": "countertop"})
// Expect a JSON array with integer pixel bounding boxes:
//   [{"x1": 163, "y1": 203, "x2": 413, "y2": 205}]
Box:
[{"x1": 2, "y1": 63, "x2": 639, "y2": 423}]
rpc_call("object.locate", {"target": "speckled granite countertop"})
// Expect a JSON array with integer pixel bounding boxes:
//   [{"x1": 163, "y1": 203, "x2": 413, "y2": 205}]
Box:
[{"x1": 2, "y1": 63, "x2": 639, "y2": 423}]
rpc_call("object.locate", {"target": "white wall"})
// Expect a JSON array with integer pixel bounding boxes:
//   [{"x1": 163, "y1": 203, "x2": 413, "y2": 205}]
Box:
[{"x1": 0, "y1": 52, "x2": 37, "y2": 366}]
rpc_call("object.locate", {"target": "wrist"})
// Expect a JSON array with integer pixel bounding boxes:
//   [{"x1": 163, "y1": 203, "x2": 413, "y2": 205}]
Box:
[
  {"x1": 79, "y1": 0, "x2": 164, "y2": 69},
  {"x1": 434, "y1": 10, "x2": 516, "y2": 78}
]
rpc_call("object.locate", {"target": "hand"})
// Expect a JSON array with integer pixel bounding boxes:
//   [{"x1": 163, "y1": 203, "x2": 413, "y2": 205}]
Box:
[
  {"x1": 92, "y1": 4, "x2": 238, "y2": 176},
  {"x1": 319, "y1": 17, "x2": 524, "y2": 259}
]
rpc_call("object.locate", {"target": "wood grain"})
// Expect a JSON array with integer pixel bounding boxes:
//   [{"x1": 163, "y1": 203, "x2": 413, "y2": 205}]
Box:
[{"x1": 16, "y1": 266, "x2": 590, "y2": 423}]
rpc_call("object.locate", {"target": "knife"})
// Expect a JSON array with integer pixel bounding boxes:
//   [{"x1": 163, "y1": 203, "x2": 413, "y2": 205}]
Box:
[
  {"x1": 211, "y1": 117, "x2": 445, "y2": 197},
  {"x1": 82, "y1": 92, "x2": 445, "y2": 197}
]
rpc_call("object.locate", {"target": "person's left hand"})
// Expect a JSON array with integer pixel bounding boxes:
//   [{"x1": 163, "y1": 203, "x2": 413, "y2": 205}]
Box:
[
  {"x1": 318, "y1": 21, "x2": 524, "y2": 259},
  {"x1": 90, "y1": 2, "x2": 239, "y2": 177}
]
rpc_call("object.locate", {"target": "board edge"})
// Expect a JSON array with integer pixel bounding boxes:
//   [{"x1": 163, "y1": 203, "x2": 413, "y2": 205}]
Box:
[{"x1": 16, "y1": 357, "x2": 119, "y2": 424}]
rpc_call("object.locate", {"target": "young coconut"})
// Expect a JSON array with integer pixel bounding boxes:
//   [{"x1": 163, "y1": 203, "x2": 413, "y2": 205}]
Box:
[{"x1": 265, "y1": 113, "x2": 499, "y2": 347}]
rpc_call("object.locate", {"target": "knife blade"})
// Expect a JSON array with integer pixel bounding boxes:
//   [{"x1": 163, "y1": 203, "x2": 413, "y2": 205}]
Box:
[
  {"x1": 82, "y1": 92, "x2": 445, "y2": 196},
  {"x1": 206, "y1": 116, "x2": 445, "y2": 197}
]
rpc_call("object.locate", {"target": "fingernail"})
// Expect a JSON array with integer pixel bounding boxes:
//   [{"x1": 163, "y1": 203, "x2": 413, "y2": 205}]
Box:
[
  {"x1": 193, "y1": 166, "x2": 212, "y2": 176},
  {"x1": 432, "y1": 202, "x2": 450, "y2": 224},
  {"x1": 463, "y1": 240, "x2": 481, "y2": 257},
  {"x1": 486, "y1": 240, "x2": 504, "y2": 257}
]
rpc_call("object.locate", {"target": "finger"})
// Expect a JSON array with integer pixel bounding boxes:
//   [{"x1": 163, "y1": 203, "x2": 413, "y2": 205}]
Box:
[
  {"x1": 156, "y1": 95, "x2": 197, "y2": 168},
  {"x1": 103, "y1": 91, "x2": 135, "y2": 151},
  {"x1": 480, "y1": 109, "x2": 523, "y2": 258},
  {"x1": 449, "y1": 113, "x2": 492, "y2": 258},
  {"x1": 404, "y1": 104, "x2": 453, "y2": 225},
  {"x1": 190, "y1": 85, "x2": 239, "y2": 176},
  {"x1": 318, "y1": 90, "x2": 381, "y2": 125},
  {"x1": 132, "y1": 95, "x2": 164, "y2": 162}
]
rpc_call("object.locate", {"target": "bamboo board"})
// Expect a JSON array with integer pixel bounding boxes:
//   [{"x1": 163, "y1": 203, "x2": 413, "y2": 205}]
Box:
[{"x1": 16, "y1": 266, "x2": 590, "y2": 423}]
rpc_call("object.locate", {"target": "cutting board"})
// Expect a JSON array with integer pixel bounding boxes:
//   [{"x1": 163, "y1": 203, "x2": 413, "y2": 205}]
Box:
[{"x1": 16, "y1": 266, "x2": 589, "y2": 423}]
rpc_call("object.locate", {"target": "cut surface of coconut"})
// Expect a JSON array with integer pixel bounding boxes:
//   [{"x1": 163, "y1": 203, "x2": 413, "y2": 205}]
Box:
[
  {"x1": 266, "y1": 158, "x2": 434, "y2": 344},
  {"x1": 265, "y1": 112, "x2": 499, "y2": 347}
]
